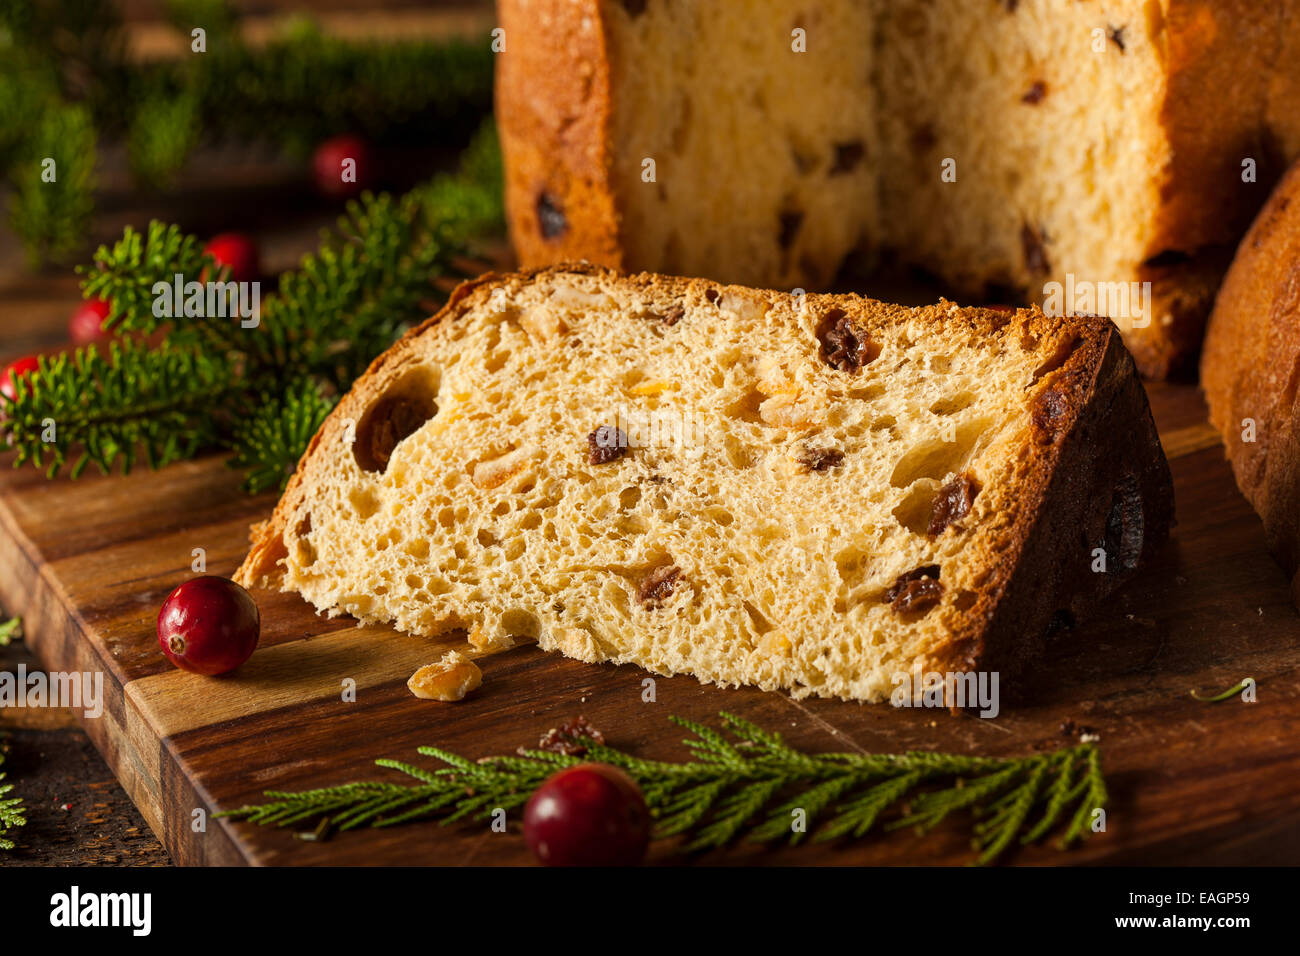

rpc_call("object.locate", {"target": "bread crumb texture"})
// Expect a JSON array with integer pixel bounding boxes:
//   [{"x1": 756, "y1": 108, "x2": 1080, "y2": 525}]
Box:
[{"x1": 241, "y1": 268, "x2": 1143, "y2": 702}]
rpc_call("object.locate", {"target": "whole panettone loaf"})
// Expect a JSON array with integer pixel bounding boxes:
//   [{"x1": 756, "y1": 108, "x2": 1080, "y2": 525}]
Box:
[
  {"x1": 495, "y1": 0, "x2": 1300, "y2": 379},
  {"x1": 236, "y1": 265, "x2": 1173, "y2": 703},
  {"x1": 1202, "y1": 159, "x2": 1300, "y2": 606}
]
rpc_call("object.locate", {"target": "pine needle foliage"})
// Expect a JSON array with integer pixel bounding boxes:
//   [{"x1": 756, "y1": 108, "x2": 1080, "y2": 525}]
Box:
[
  {"x1": 228, "y1": 380, "x2": 336, "y2": 495},
  {"x1": 218, "y1": 712, "x2": 1109, "y2": 865},
  {"x1": 0, "y1": 616, "x2": 22, "y2": 645},
  {"x1": 0, "y1": 0, "x2": 495, "y2": 262},
  {"x1": 2, "y1": 121, "x2": 503, "y2": 491},
  {"x1": 7, "y1": 100, "x2": 97, "y2": 267},
  {"x1": 0, "y1": 736, "x2": 27, "y2": 852}
]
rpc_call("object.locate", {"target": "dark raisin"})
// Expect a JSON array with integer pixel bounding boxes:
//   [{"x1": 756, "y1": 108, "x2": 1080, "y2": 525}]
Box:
[
  {"x1": 704, "y1": 289, "x2": 720, "y2": 305},
  {"x1": 587, "y1": 426, "x2": 628, "y2": 465},
  {"x1": 536, "y1": 190, "x2": 567, "y2": 240},
  {"x1": 658, "y1": 305, "x2": 684, "y2": 327},
  {"x1": 1108, "y1": 25, "x2": 1126, "y2": 52},
  {"x1": 529, "y1": 716, "x2": 607, "y2": 757},
  {"x1": 1021, "y1": 223, "x2": 1051, "y2": 275},
  {"x1": 1031, "y1": 386, "x2": 1070, "y2": 443},
  {"x1": 817, "y1": 309, "x2": 879, "y2": 372},
  {"x1": 1003, "y1": 0, "x2": 1019, "y2": 11},
  {"x1": 355, "y1": 394, "x2": 436, "y2": 473},
  {"x1": 885, "y1": 565, "x2": 943, "y2": 614},
  {"x1": 927, "y1": 473, "x2": 980, "y2": 536},
  {"x1": 829, "y1": 140, "x2": 866, "y2": 175},
  {"x1": 1022, "y1": 81, "x2": 1047, "y2": 105},
  {"x1": 796, "y1": 446, "x2": 845, "y2": 473},
  {"x1": 779, "y1": 210, "x2": 804, "y2": 250},
  {"x1": 1100, "y1": 474, "x2": 1144, "y2": 571},
  {"x1": 638, "y1": 565, "x2": 683, "y2": 608},
  {"x1": 621, "y1": 0, "x2": 647, "y2": 17}
]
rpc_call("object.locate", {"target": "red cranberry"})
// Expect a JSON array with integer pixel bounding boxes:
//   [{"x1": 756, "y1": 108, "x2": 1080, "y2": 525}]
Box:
[
  {"x1": 157, "y1": 576, "x2": 261, "y2": 676},
  {"x1": 203, "y1": 233, "x2": 260, "y2": 283},
  {"x1": 69, "y1": 298, "x2": 113, "y2": 345},
  {"x1": 313, "y1": 134, "x2": 372, "y2": 200},
  {"x1": 523, "y1": 763, "x2": 651, "y2": 866},
  {"x1": 0, "y1": 356, "x2": 40, "y2": 402}
]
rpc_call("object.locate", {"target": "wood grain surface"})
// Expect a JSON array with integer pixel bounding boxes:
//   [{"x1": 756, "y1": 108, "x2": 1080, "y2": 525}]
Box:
[{"x1": 1, "y1": 379, "x2": 1299, "y2": 866}]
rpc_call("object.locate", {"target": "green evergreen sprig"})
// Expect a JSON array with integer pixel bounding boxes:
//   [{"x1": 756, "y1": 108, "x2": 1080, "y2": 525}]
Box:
[
  {"x1": 228, "y1": 380, "x2": 336, "y2": 495},
  {"x1": 2, "y1": 121, "x2": 503, "y2": 490},
  {"x1": 0, "y1": 736, "x2": 27, "y2": 852},
  {"x1": 218, "y1": 712, "x2": 1109, "y2": 865},
  {"x1": 0, "y1": 617, "x2": 21, "y2": 646},
  {"x1": 3, "y1": 339, "x2": 233, "y2": 479},
  {"x1": 0, "y1": 0, "x2": 495, "y2": 263},
  {"x1": 8, "y1": 100, "x2": 96, "y2": 267}
]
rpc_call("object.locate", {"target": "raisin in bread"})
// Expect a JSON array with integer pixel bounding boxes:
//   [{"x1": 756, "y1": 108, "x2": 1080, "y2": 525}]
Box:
[
  {"x1": 496, "y1": 0, "x2": 1300, "y2": 379},
  {"x1": 236, "y1": 265, "x2": 1172, "y2": 703},
  {"x1": 1202, "y1": 158, "x2": 1300, "y2": 607}
]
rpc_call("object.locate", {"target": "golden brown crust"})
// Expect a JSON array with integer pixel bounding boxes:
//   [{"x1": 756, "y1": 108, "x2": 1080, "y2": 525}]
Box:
[
  {"x1": 964, "y1": 327, "x2": 1175, "y2": 686},
  {"x1": 496, "y1": 0, "x2": 623, "y2": 271},
  {"x1": 1123, "y1": 1, "x2": 1296, "y2": 378},
  {"x1": 1202, "y1": 158, "x2": 1300, "y2": 605},
  {"x1": 238, "y1": 264, "x2": 1173, "y2": 698},
  {"x1": 1147, "y1": 2, "x2": 1286, "y2": 255},
  {"x1": 1124, "y1": 246, "x2": 1235, "y2": 380}
]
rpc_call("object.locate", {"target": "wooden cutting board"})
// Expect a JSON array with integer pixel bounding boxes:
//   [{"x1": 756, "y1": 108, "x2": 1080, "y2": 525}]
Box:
[{"x1": 2, "y1": 382, "x2": 1299, "y2": 866}]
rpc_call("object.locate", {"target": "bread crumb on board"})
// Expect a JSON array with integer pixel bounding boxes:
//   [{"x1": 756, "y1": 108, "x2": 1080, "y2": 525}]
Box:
[{"x1": 408, "y1": 651, "x2": 483, "y2": 702}]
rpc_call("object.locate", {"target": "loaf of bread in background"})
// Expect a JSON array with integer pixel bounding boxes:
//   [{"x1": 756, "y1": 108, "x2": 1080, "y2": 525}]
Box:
[
  {"x1": 236, "y1": 265, "x2": 1173, "y2": 703},
  {"x1": 1202, "y1": 159, "x2": 1300, "y2": 607},
  {"x1": 495, "y1": 0, "x2": 1300, "y2": 379}
]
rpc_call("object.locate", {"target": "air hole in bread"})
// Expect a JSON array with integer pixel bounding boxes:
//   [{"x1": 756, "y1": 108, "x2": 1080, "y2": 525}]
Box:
[
  {"x1": 704, "y1": 505, "x2": 734, "y2": 526},
  {"x1": 291, "y1": 512, "x2": 316, "y2": 566},
  {"x1": 892, "y1": 481, "x2": 939, "y2": 534},
  {"x1": 723, "y1": 434, "x2": 756, "y2": 469},
  {"x1": 743, "y1": 600, "x2": 774, "y2": 636},
  {"x1": 889, "y1": 418, "x2": 990, "y2": 487},
  {"x1": 349, "y1": 486, "x2": 380, "y2": 520},
  {"x1": 848, "y1": 383, "x2": 886, "y2": 402},
  {"x1": 930, "y1": 392, "x2": 974, "y2": 415},
  {"x1": 352, "y1": 366, "x2": 440, "y2": 474},
  {"x1": 502, "y1": 608, "x2": 541, "y2": 640}
]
